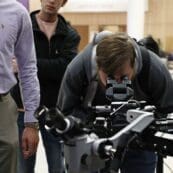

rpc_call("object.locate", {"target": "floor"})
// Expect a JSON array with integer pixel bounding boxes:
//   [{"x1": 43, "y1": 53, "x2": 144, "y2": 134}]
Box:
[{"x1": 35, "y1": 133, "x2": 48, "y2": 173}]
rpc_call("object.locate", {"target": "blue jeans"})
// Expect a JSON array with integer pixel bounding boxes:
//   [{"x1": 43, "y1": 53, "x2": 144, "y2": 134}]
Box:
[
  {"x1": 98, "y1": 149, "x2": 157, "y2": 173},
  {"x1": 17, "y1": 111, "x2": 65, "y2": 173},
  {"x1": 120, "y1": 149, "x2": 157, "y2": 173}
]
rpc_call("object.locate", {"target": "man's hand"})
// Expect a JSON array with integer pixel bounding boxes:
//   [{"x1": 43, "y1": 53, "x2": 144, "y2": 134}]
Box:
[
  {"x1": 12, "y1": 57, "x2": 18, "y2": 73},
  {"x1": 22, "y1": 127, "x2": 39, "y2": 159}
]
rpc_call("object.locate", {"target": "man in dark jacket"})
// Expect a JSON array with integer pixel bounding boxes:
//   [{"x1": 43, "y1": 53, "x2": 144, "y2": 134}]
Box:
[
  {"x1": 12, "y1": 0, "x2": 80, "y2": 173},
  {"x1": 57, "y1": 32, "x2": 173, "y2": 173}
]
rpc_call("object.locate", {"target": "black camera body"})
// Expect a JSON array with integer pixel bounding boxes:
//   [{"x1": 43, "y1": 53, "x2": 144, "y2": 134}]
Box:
[
  {"x1": 105, "y1": 76, "x2": 134, "y2": 101},
  {"x1": 90, "y1": 77, "x2": 135, "y2": 137}
]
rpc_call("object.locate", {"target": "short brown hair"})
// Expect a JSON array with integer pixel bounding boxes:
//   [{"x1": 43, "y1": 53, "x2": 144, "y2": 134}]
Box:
[{"x1": 96, "y1": 32, "x2": 135, "y2": 76}]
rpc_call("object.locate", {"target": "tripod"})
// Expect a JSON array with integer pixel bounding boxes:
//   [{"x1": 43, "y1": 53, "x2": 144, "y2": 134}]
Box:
[{"x1": 35, "y1": 103, "x2": 173, "y2": 173}]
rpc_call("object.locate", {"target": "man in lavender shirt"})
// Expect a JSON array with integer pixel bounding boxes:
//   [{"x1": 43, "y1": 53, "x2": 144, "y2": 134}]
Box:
[{"x1": 0, "y1": 0, "x2": 40, "y2": 173}]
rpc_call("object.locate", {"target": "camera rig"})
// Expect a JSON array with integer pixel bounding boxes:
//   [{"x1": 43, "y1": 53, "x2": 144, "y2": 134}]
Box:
[{"x1": 35, "y1": 77, "x2": 173, "y2": 173}]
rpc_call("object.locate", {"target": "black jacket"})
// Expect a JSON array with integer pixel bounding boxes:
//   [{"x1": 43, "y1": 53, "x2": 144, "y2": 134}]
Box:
[
  {"x1": 11, "y1": 11, "x2": 80, "y2": 109},
  {"x1": 31, "y1": 11, "x2": 80, "y2": 108}
]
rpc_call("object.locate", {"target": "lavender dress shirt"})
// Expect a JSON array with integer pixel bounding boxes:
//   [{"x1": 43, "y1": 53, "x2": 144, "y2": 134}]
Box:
[{"x1": 0, "y1": 0, "x2": 40, "y2": 122}]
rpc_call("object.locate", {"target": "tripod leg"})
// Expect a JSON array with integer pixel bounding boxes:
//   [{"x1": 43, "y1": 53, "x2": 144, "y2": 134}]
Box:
[{"x1": 156, "y1": 155, "x2": 163, "y2": 173}]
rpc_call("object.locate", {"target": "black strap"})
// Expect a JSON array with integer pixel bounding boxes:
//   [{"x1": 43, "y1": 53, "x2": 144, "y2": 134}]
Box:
[{"x1": 137, "y1": 46, "x2": 150, "y2": 95}]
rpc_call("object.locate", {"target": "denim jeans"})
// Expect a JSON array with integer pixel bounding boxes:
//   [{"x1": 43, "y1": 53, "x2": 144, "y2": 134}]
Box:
[
  {"x1": 17, "y1": 111, "x2": 65, "y2": 173},
  {"x1": 120, "y1": 149, "x2": 157, "y2": 173},
  {"x1": 97, "y1": 149, "x2": 157, "y2": 173}
]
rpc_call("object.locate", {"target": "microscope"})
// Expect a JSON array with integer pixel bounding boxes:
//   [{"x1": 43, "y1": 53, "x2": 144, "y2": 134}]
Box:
[{"x1": 35, "y1": 77, "x2": 173, "y2": 173}]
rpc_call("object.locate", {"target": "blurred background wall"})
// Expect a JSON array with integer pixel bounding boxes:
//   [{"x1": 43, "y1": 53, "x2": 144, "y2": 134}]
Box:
[{"x1": 27, "y1": 0, "x2": 173, "y2": 54}]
